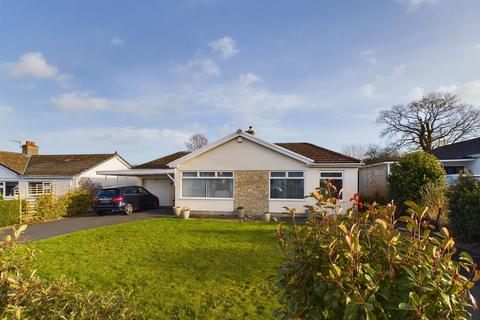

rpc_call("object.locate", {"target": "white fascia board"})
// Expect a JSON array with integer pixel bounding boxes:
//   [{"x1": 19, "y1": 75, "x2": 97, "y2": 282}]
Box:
[
  {"x1": 167, "y1": 131, "x2": 314, "y2": 167},
  {"x1": 439, "y1": 159, "x2": 476, "y2": 163},
  {"x1": 96, "y1": 169, "x2": 175, "y2": 176}
]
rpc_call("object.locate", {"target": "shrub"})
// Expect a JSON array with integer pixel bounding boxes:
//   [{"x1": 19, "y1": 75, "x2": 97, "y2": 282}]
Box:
[
  {"x1": 388, "y1": 151, "x2": 445, "y2": 213},
  {"x1": 63, "y1": 188, "x2": 92, "y2": 216},
  {"x1": 0, "y1": 198, "x2": 20, "y2": 227},
  {"x1": 448, "y1": 171, "x2": 480, "y2": 242},
  {"x1": 420, "y1": 181, "x2": 448, "y2": 227},
  {"x1": 275, "y1": 187, "x2": 478, "y2": 319},
  {"x1": 34, "y1": 194, "x2": 68, "y2": 221},
  {"x1": 0, "y1": 226, "x2": 141, "y2": 319}
]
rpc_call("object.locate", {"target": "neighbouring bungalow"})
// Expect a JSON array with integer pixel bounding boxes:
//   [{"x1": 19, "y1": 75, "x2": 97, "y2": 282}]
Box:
[
  {"x1": 0, "y1": 141, "x2": 135, "y2": 201},
  {"x1": 98, "y1": 127, "x2": 362, "y2": 216},
  {"x1": 430, "y1": 137, "x2": 480, "y2": 177}
]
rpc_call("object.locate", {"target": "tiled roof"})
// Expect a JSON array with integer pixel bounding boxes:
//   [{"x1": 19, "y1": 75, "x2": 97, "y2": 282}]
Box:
[
  {"x1": 0, "y1": 151, "x2": 29, "y2": 174},
  {"x1": 275, "y1": 142, "x2": 361, "y2": 164},
  {"x1": 23, "y1": 154, "x2": 117, "y2": 176},
  {"x1": 134, "y1": 151, "x2": 190, "y2": 169},
  {"x1": 431, "y1": 137, "x2": 480, "y2": 160}
]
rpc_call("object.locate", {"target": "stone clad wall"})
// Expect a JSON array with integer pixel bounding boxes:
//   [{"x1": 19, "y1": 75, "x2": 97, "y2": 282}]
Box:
[{"x1": 234, "y1": 170, "x2": 269, "y2": 215}]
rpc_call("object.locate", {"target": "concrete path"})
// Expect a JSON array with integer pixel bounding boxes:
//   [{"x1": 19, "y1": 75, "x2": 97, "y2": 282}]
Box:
[{"x1": 0, "y1": 208, "x2": 173, "y2": 242}]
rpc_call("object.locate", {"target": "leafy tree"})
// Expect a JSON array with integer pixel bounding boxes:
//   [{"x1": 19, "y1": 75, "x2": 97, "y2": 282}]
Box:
[
  {"x1": 448, "y1": 171, "x2": 480, "y2": 242},
  {"x1": 276, "y1": 189, "x2": 478, "y2": 319},
  {"x1": 185, "y1": 133, "x2": 208, "y2": 151},
  {"x1": 377, "y1": 92, "x2": 480, "y2": 152},
  {"x1": 388, "y1": 151, "x2": 445, "y2": 212}
]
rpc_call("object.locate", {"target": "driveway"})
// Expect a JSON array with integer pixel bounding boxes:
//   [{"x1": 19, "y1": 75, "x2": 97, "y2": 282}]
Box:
[{"x1": 0, "y1": 208, "x2": 173, "y2": 242}]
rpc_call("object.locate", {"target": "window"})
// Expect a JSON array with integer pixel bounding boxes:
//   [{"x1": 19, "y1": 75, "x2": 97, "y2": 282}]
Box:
[
  {"x1": 28, "y1": 182, "x2": 52, "y2": 196},
  {"x1": 270, "y1": 171, "x2": 304, "y2": 200},
  {"x1": 182, "y1": 171, "x2": 234, "y2": 198},
  {"x1": 319, "y1": 171, "x2": 343, "y2": 199},
  {"x1": 0, "y1": 181, "x2": 19, "y2": 198}
]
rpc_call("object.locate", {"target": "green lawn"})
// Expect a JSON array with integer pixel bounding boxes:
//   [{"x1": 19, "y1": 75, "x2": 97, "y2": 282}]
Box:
[{"x1": 31, "y1": 218, "x2": 282, "y2": 319}]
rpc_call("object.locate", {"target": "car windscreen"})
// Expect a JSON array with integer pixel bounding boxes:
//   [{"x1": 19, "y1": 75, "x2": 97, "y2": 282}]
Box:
[{"x1": 96, "y1": 188, "x2": 120, "y2": 198}]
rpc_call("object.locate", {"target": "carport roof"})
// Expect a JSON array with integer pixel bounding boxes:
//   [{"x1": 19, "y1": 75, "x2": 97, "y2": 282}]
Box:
[
  {"x1": 134, "y1": 151, "x2": 190, "y2": 169},
  {"x1": 96, "y1": 168, "x2": 174, "y2": 176}
]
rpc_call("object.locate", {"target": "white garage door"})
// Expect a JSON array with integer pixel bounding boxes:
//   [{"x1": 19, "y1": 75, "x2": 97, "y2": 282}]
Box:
[{"x1": 143, "y1": 178, "x2": 174, "y2": 207}]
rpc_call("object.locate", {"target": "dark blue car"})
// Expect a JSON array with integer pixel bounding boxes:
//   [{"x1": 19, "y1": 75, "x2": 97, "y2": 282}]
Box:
[{"x1": 92, "y1": 186, "x2": 159, "y2": 215}]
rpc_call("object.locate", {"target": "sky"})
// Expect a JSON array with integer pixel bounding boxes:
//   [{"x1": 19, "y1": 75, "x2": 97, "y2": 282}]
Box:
[{"x1": 1, "y1": 0, "x2": 480, "y2": 164}]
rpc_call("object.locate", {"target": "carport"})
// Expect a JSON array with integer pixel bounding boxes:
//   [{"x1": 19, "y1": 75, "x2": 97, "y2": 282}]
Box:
[{"x1": 96, "y1": 169, "x2": 175, "y2": 207}]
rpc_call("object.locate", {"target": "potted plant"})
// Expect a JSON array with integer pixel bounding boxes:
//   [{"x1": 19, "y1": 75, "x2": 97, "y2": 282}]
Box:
[
  {"x1": 263, "y1": 211, "x2": 271, "y2": 222},
  {"x1": 181, "y1": 207, "x2": 190, "y2": 219},
  {"x1": 236, "y1": 206, "x2": 245, "y2": 219},
  {"x1": 173, "y1": 206, "x2": 182, "y2": 216}
]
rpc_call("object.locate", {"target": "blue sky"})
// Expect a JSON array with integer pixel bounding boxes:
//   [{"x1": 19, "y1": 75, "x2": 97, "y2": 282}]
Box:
[{"x1": 1, "y1": 0, "x2": 480, "y2": 163}]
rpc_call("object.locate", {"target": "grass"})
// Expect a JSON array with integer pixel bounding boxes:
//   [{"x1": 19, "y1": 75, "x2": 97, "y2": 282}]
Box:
[{"x1": 30, "y1": 218, "x2": 282, "y2": 319}]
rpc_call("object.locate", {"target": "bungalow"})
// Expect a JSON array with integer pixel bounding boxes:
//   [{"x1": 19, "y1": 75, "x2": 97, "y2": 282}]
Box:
[
  {"x1": 98, "y1": 128, "x2": 362, "y2": 215},
  {"x1": 430, "y1": 137, "x2": 480, "y2": 177},
  {"x1": 0, "y1": 141, "x2": 135, "y2": 200}
]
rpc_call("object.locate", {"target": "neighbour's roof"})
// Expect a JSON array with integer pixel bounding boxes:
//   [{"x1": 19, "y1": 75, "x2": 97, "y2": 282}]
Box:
[
  {"x1": 431, "y1": 137, "x2": 480, "y2": 160},
  {"x1": 134, "y1": 151, "x2": 190, "y2": 169},
  {"x1": 23, "y1": 154, "x2": 117, "y2": 177},
  {"x1": 0, "y1": 151, "x2": 29, "y2": 174},
  {"x1": 275, "y1": 142, "x2": 361, "y2": 164}
]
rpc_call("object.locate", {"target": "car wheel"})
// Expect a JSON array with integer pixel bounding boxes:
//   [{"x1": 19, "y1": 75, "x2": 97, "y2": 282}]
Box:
[{"x1": 124, "y1": 203, "x2": 134, "y2": 215}]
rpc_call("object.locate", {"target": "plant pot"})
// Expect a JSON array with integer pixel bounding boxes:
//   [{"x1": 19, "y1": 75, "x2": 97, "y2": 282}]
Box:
[
  {"x1": 173, "y1": 206, "x2": 182, "y2": 216},
  {"x1": 263, "y1": 212, "x2": 271, "y2": 222},
  {"x1": 236, "y1": 208, "x2": 245, "y2": 219},
  {"x1": 181, "y1": 209, "x2": 190, "y2": 219}
]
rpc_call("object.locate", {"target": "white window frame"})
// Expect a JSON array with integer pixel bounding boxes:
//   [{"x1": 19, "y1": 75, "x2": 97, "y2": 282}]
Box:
[
  {"x1": 269, "y1": 171, "x2": 305, "y2": 201},
  {"x1": 319, "y1": 171, "x2": 344, "y2": 199},
  {"x1": 27, "y1": 181, "x2": 52, "y2": 197},
  {"x1": 181, "y1": 171, "x2": 234, "y2": 200},
  {"x1": 0, "y1": 181, "x2": 19, "y2": 199}
]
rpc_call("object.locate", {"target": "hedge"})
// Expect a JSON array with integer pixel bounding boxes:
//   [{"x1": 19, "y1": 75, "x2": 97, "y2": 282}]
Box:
[{"x1": 0, "y1": 198, "x2": 21, "y2": 227}]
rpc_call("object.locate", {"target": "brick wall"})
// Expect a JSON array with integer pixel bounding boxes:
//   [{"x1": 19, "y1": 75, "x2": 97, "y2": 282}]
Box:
[{"x1": 234, "y1": 170, "x2": 269, "y2": 215}]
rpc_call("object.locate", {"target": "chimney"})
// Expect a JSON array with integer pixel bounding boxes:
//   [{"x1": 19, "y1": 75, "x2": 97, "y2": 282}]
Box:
[
  {"x1": 22, "y1": 141, "x2": 39, "y2": 156},
  {"x1": 245, "y1": 126, "x2": 255, "y2": 136}
]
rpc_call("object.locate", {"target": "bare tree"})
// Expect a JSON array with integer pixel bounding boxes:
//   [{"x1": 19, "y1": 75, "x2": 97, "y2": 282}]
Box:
[
  {"x1": 377, "y1": 92, "x2": 480, "y2": 152},
  {"x1": 363, "y1": 144, "x2": 400, "y2": 165},
  {"x1": 185, "y1": 133, "x2": 208, "y2": 151},
  {"x1": 342, "y1": 144, "x2": 367, "y2": 159}
]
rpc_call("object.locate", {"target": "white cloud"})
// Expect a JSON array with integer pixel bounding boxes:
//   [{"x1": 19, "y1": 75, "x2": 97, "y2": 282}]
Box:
[
  {"x1": 47, "y1": 127, "x2": 190, "y2": 145},
  {"x1": 110, "y1": 36, "x2": 124, "y2": 46},
  {"x1": 359, "y1": 49, "x2": 377, "y2": 65},
  {"x1": 407, "y1": 87, "x2": 425, "y2": 101},
  {"x1": 396, "y1": 0, "x2": 439, "y2": 11},
  {"x1": 239, "y1": 73, "x2": 262, "y2": 87},
  {"x1": 361, "y1": 83, "x2": 388, "y2": 99},
  {"x1": 475, "y1": 43, "x2": 480, "y2": 51},
  {"x1": 176, "y1": 58, "x2": 221, "y2": 78},
  {"x1": 51, "y1": 91, "x2": 109, "y2": 111},
  {"x1": 0, "y1": 105, "x2": 13, "y2": 115},
  {"x1": 438, "y1": 81, "x2": 480, "y2": 106},
  {"x1": 3, "y1": 52, "x2": 73, "y2": 86},
  {"x1": 209, "y1": 36, "x2": 238, "y2": 59}
]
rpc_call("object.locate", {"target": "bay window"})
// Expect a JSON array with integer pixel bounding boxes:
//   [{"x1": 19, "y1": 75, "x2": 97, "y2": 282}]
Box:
[
  {"x1": 270, "y1": 171, "x2": 304, "y2": 200},
  {"x1": 319, "y1": 171, "x2": 343, "y2": 199},
  {"x1": 182, "y1": 171, "x2": 233, "y2": 198}
]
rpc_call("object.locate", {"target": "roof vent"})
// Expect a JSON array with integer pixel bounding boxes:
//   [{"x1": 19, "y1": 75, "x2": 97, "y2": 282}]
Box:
[{"x1": 245, "y1": 126, "x2": 255, "y2": 136}]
